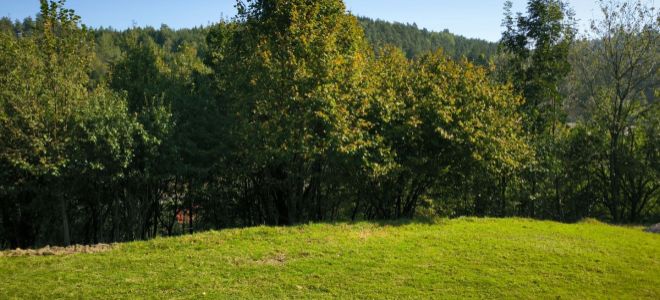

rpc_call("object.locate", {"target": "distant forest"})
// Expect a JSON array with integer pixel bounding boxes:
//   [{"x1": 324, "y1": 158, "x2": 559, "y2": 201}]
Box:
[
  {"x1": 358, "y1": 17, "x2": 497, "y2": 63},
  {"x1": 0, "y1": 13, "x2": 497, "y2": 77},
  {"x1": 0, "y1": 0, "x2": 657, "y2": 249}
]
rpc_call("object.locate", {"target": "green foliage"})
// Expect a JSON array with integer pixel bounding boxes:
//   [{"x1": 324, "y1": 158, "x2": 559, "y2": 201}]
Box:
[
  {"x1": 362, "y1": 47, "x2": 529, "y2": 218},
  {"x1": 1, "y1": 0, "x2": 657, "y2": 249},
  {"x1": 564, "y1": 0, "x2": 659, "y2": 222},
  {"x1": 201, "y1": 0, "x2": 530, "y2": 225},
  {"x1": 0, "y1": 0, "x2": 92, "y2": 178},
  {"x1": 0, "y1": 0, "x2": 140, "y2": 247},
  {"x1": 207, "y1": 0, "x2": 375, "y2": 225},
  {"x1": 500, "y1": 0, "x2": 576, "y2": 134},
  {"x1": 358, "y1": 17, "x2": 497, "y2": 64},
  {"x1": 496, "y1": 0, "x2": 579, "y2": 221}
]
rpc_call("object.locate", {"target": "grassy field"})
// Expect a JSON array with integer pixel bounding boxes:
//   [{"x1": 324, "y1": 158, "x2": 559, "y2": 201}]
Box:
[{"x1": 1, "y1": 218, "x2": 658, "y2": 299}]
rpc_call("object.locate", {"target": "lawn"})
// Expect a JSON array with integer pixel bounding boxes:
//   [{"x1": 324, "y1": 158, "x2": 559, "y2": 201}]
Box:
[{"x1": 1, "y1": 218, "x2": 658, "y2": 299}]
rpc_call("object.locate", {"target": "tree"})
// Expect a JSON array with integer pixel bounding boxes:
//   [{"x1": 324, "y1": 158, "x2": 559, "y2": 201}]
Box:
[
  {"x1": 501, "y1": 0, "x2": 576, "y2": 134},
  {"x1": 364, "y1": 47, "x2": 529, "y2": 219},
  {"x1": 569, "y1": 0, "x2": 658, "y2": 222},
  {"x1": 67, "y1": 88, "x2": 139, "y2": 244},
  {"x1": 207, "y1": 0, "x2": 373, "y2": 225},
  {"x1": 0, "y1": 0, "x2": 90, "y2": 246},
  {"x1": 499, "y1": 0, "x2": 576, "y2": 220},
  {"x1": 0, "y1": 0, "x2": 137, "y2": 246}
]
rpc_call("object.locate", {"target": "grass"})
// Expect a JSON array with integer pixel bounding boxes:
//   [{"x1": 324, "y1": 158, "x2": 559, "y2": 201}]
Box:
[{"x1": 1, "y1": 218, "x2": 658, "y2": 299}]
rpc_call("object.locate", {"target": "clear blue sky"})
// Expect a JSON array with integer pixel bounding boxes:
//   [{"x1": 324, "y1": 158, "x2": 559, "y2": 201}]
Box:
[{"x1": 1, "y1": 0, "x2": 603, "y2": 41}]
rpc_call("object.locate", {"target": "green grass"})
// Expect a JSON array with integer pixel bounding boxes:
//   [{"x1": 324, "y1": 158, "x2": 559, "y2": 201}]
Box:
[{"x1": 1, "y1": 218, "x2": 659, "y2": 299}]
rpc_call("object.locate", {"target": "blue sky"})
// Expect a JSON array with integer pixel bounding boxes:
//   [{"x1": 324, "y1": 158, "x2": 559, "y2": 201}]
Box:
[{"x1": 1, "y1": 0, "x2": 603, "y2": 41}]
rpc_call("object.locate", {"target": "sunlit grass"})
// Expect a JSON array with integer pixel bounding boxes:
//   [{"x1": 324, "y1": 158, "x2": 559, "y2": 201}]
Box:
[{"x1": 1, "y1": 218, "x2": 658, "y2": 299}]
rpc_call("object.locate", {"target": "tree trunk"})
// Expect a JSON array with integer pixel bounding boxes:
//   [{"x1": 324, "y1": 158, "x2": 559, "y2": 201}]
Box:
[
  {"x1": 188, "y1": 181, "x2": 194, "y2": 234},
  {"x1": 59, "y1": 195, "x2": 71, "y2": 246},
  {"x1": 500, "y1": 175, "x2": 507, "y2": 217}
]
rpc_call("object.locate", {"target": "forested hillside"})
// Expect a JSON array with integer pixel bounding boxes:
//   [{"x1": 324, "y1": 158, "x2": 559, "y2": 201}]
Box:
[
  {"x1": 358, "y1": 17, "x2": 497, "y2": 63},
  {"x1": 0, "y1": 0, "x2": 657, "y2": 249},
  {"x1": 0, "y1": 15, "x2": 496, "y2": 74}
]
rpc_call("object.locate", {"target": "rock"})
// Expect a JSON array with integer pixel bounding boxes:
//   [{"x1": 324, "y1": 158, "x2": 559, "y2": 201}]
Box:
[{"x1": 645, "y1": 223, "x2": 660, "y2": 234}]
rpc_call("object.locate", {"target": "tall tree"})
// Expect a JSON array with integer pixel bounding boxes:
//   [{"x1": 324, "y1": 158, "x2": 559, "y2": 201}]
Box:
[
  {"x1": 569, "y1": 0, "x2": 658, "y2": 222},
  {"x1": 500, "y1": 0, "x2": 576, "y2": 134},
  {"x1": 208, "y1": 0, "x2": 373, "y2": 225},
  {"x1": 0, "y1": 0, "x2": 136, "y2": 246},
  {"x1": 499, "y1": 0, "x2": 576, "y2": 220}
]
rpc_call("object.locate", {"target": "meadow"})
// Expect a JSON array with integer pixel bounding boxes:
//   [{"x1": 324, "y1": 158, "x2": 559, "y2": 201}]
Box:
[{"x1": 1, "y1": 218, "x2": 658, "y2": 299}]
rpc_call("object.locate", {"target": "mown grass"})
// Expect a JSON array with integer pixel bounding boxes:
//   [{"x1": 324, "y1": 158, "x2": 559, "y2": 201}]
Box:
[{"x1": 1, "y1": 218, "x2": 658, "y2": 299}]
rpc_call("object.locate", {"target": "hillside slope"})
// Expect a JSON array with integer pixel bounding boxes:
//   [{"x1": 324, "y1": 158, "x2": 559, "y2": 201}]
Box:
[
  {"x1": 358, "y1": 17, "x2": 497, "y2": 63},
  {"x1": 1, "y1": 218, "x2": 659, "y2": 299},
  {"x1": 1, "y1": 16, "x2": 497, "y2": 64}
]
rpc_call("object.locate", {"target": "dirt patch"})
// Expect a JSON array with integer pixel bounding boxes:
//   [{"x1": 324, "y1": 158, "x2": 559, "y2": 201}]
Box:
[
  {"x1": 0, "y1": 243, "x2": 113, "y2": 257},
  {"x1": 644, "y1": 223, "x2": 660, "y2": 234},
  {"x1": 355, "y1": 228, "x2": 389, "y2": 241},
  {"x1": 256, "y1": 252, "x2": 287, "y2": 266}
]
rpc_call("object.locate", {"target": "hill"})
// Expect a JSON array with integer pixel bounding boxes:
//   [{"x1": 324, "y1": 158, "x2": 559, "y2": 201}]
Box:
[
  {"x1": 1, "y1": 218, "x2": 658, "y2": 298},
  {"x1": 0, "y1": 16, "x2": 497, "y2": 64},
  {"x1": 358, "y1": 17, "x2": 498, "y2": 63}
]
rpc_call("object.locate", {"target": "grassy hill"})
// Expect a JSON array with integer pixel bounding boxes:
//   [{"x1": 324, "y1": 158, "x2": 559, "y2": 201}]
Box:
[{"x1": 1, "y1": 218, "x2": 658, "y2": 299}]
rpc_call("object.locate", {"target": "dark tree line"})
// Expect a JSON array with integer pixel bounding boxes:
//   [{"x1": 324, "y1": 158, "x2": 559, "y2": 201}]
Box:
[
  {"x1": 0, "y1": 0, "x2": 657, "y2": 249},
  {"x1": 357, "y1": 17, "x2": 497, "y2": 64}
]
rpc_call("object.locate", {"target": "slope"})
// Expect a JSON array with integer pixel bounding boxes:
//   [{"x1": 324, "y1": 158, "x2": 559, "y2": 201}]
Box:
[{"x1": 1, "y1": 218, "x2": 658, "y2": 299}]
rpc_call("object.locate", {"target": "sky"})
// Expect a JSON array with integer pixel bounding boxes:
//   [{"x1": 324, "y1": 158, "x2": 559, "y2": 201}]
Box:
[{"x1": 1, "y1": 0, "x2": 604, "y2": 41}]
